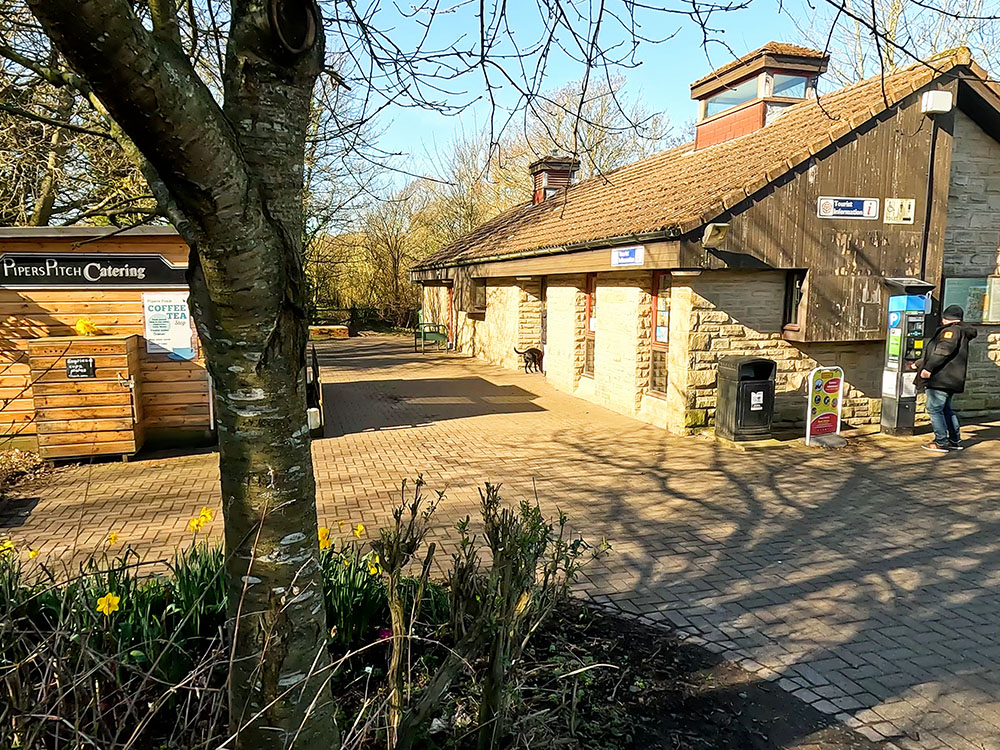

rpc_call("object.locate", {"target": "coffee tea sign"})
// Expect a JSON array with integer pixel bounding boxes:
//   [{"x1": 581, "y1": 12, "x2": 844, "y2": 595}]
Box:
[
  {"x1": 142, "y1": 292, "x2": 197, "y2": 360},
  {"x1": 0, "y1": 254, "x2": 187, "y2": 288}
]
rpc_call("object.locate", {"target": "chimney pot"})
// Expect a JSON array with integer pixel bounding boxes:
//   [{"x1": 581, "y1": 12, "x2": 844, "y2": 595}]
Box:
[{"x1": 528, "y1": 153, "x2": 580, "y2": 204}]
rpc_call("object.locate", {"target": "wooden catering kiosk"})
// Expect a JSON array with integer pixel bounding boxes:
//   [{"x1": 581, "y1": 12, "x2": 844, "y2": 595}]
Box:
[{"x1": 0, "y1": 227, "x2": 214, "y2": 459}]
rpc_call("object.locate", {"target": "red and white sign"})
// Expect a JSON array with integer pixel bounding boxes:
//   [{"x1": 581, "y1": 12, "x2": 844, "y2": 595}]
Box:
[{"x1": 805, "y1": 366, "x2": 844, "y2": 445}]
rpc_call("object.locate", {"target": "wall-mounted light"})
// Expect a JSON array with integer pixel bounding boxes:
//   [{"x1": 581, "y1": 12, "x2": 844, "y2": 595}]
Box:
[
  {"x1": 920, "y1": 90, "x2": 953, "y2": 115},
  {"x1": 701, "y1": 222, "x2": 731, "y2": 249}
]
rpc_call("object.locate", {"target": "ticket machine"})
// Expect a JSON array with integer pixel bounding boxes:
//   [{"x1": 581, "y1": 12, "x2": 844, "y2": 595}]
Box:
[{"x1": 880, "y1": 277, "x2": 935, "y2": 435}]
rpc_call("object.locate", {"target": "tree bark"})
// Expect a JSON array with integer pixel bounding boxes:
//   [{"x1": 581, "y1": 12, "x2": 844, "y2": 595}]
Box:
[
  {"x1": 26, "y1": 0, "x2": 334, "y2": 746},
  {"x1": 28, "y1": 86, "x2": 74, "y2": 226}
]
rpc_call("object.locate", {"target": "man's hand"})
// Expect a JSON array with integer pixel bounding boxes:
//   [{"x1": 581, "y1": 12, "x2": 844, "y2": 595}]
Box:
[{"x1": 920, "y1": 369, "x2": 932, "y2": 379}]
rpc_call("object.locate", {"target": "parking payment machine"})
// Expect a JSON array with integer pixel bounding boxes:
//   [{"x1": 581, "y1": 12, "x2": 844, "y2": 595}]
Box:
[{"x1": 881, "y1": 277, "x2": 935, "y2": 435}]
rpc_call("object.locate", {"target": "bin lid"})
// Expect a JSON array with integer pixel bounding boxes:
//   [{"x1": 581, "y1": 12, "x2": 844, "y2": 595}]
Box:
[
  {"x1": 717, "y1": 355, "x2": 777, "y2": 381},
  {"x1": 717, "y1": 355, "x2": 772, "y2": 374}
]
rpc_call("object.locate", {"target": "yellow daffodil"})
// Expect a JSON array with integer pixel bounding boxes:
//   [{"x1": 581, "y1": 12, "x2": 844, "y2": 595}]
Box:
[
  {"x1": 96, "y1": 592, "x2": 120, "y2": 617},
  {"x1": 74, "y1": 318, "x2": 100, "y2": 336},
  {"x1": 366, "y1": 559, "x2": 382, "y2": 576},
  {"x1": 28, "y1": 549, "x2": 39, "y2": 559},
  {"x1": 106, "y1": 531, "x2": 119, "y2": 546},
  {"x1": 0, "y1": 540, "x2": 14, "y2": 554},
  {"x1": 336, "y1": 520, "x2": 345, "y2": 529},
  {"x1": 198, "y1": 507, "x2": 214, "y2": 523},
  {"x1": 352, "y1": 523, "x2": 365, "y2": 538},
  {"x1": 342, "y1": 556, "x2": 350, "y2": 567},
  {"x1": 318, "y1": 527, "x2": 331, "y2": 551},
  {"x1": 188, "y1": 516, "x2": 204, "y2": 533}
]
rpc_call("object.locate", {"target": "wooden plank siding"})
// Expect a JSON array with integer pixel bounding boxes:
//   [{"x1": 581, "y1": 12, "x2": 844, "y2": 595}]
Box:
[
  {"x1": 677, "y1": 82, "x2": 960, "y2": 342},
  {"x1": 0, "y1": 234, "x2": 212, "y2": 447},
  {"x1": 27, "y1": 335, "x2": 144, "y2": 459}
]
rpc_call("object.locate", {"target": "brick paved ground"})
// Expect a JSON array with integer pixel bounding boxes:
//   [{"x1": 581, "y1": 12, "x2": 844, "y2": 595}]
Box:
[{"x1": 4, "y1": 336, "x2": 1000, "y2": 750}]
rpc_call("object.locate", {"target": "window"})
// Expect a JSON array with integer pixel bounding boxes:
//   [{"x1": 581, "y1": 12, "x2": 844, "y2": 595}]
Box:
[
  {"x1": 783, "y1": 270, "x2": 806, "y2": 328},
  {"x1": 583, "y1": 273, "x2": 596, "y2": 376},
  {"x1": 650, "y1": 272, "x2": 670, "y2": 394},
  {"x1": 471, "y1": 278, "x2": 487, "y2": 312},
  {"x1": 772, "y1": 73, "x2": 810, "y2": 99},
  {"x1": 704, "y1": 75, "x2": 759, "y2": 117}
]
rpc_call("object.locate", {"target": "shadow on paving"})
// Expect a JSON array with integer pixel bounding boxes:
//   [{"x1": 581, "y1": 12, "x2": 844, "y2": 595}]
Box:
[
  {"x1": 550, "y1": 425, "x2": 1000, "y2": 745},
  {"x1": 323, "y1": 377, "x2": 544, "y2": 436}
]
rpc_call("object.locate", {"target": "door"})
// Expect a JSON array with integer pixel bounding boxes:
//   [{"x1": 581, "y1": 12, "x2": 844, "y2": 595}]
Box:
[
  {"x1": 446, "y1": 284, "x2": 455, "y2": 349},
  {"x1": 540, "y1": 277, "x2": 548, "y2": 371}
]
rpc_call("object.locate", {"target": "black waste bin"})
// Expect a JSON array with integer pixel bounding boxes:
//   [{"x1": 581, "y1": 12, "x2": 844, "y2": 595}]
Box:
[{"x1": 715, "y1": 356, "x2": 776, "y2": 441}]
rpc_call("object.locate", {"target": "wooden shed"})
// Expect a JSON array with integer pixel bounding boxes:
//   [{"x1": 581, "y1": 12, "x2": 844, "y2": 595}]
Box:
[{"x1": 0, "y1": 227, "x2": 214, "y2": 456}]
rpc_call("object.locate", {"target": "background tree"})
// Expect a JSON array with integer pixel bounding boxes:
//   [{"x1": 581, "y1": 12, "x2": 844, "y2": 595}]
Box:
[{"x1": 794, "y1": 0, "x2": 1000, "y2": 83}]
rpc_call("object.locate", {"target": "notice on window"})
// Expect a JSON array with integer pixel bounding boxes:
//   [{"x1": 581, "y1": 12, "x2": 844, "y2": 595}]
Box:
[
  {"x1": 143, "y1": 292, "x2": 196, "y2": 360},
  {"x1": 942, "y1": 278, "x2": 987, "y2": 324}
]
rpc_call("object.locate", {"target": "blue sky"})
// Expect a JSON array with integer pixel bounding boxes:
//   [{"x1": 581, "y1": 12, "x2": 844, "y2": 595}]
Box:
[{"x1": 369, "y1": 0, "x2": 803, "y2": 178}]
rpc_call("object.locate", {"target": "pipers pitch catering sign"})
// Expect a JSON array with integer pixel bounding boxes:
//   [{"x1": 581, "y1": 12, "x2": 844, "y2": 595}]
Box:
[{"x1": 0, "y1": 253, "x2": 187, "y2": 288}]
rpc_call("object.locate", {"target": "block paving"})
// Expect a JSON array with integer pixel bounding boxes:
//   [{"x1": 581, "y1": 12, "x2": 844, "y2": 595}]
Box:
[{"x1": 4, "y1": 336, "x2": 1000, "y2": 750}]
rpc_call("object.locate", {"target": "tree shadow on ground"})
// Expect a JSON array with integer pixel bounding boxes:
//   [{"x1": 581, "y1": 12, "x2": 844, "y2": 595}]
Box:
[
  {"x1": 534, "y1": 423, "x2": 1000, "y2": 746},
  {"x1": 322, "y1": 377, "x2": 544, "y2": 436}
]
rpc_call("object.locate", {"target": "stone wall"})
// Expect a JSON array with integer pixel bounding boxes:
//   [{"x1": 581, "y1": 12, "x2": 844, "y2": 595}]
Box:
[
  {"x1": 544, "y1": 275, "x2": 587, "y2": 392},
  {"x1": 591, "y1": 272, "x2": 652, "y2": 415},
  {"x1": 453, "y1": 278, "x2": 522, "y2": 369},
  {"x1": 676, "y1": 271, "x2": 883, "y2": 430},
  {"x1": 518, "y1": 278, "x2": 543, "y2": 350},
  {"x1": 943, "y1": 110, "x2": 1000, "y2": 415}
]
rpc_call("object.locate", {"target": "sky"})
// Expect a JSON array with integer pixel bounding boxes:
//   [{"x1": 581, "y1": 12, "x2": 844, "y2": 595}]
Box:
[{"x1": 365, "y1": 0, "x2": 804, "y2": 180}]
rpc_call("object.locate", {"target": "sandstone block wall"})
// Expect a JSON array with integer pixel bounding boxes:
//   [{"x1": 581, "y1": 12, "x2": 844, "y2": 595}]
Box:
[
  {"x1": 453, "y1": 278, "x2": 522, "y2": 369},
  {"x1": 678, "y1": 271, "x2": 883, "y2": 430},
  {"x1": 544, "y1": 275, "x2": 587, "y2": 392},
  {"x1": 590, "y1": 272, "x2": 652, "y2": 416},
  {"x1": 943, "y1": 110, "x2": 1000, "y2": 415}
]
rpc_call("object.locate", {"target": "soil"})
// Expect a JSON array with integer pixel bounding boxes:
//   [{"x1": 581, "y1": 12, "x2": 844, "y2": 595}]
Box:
[{"x1": 529, "y1": 600, "x2": 883, "y2": 750}]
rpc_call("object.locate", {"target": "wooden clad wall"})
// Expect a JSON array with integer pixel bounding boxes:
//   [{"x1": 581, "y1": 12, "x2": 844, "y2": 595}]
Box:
[
  {"x1": 28, "y1": 335, "x2": 143, "y2": 459},
  {"x1": 0, "y1": 234, "x2": 212, "y2": 448}
]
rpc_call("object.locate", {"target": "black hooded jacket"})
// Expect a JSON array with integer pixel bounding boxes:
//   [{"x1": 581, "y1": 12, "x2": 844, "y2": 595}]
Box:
[{"x1": 920, "y1": 321, "x2": 978, "y2": 393}]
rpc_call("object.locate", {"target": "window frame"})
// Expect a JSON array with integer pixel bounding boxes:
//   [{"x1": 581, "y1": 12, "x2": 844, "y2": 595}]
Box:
[
  {"x1": 704, "y1": 74, "x2": 761, "y2": 118},
  {"x1": 649, "y1": 271, "x2": 670, "y2": 394},
  {"x1": 783, "y1": 270, "x2": 806, "y2": 330},
  {"x1": 470, "y1": 277, "x2": 487, "y2": 313},
  {"x1": 583, "y1": 273, "x2": 596, "y2": 377}
]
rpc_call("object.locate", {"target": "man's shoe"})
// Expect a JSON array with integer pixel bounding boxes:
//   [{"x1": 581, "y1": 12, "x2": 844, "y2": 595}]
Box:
[
  {"x1": 948, "y1": 441, "x2": 964, "y2": 451},
  {"x1": 922, "y1": 442, "x2": 949, "y2": 454}
]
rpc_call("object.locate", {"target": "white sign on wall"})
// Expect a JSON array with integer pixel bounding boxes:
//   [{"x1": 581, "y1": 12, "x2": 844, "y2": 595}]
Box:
[
  {"x1": 610, "y1": 245, "x2": 645, "y2": 267},
  {"x1": 883, "y1": 198, "x2": 916, "y2": 225},
  {"x1": 143, "y1": 292, "x2": 197, "y2": 360}
]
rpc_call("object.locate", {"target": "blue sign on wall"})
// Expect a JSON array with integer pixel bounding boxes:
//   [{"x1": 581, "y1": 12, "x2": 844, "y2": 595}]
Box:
[
  {"x1": 610, "y1": 245, "x2": 645, "y2": 267},
  {"x1": 817, "y1": 197, "x2": 880, "y2": 220}
]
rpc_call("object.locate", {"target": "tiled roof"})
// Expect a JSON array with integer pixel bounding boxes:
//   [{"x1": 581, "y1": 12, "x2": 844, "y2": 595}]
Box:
[
  {"x1": 414, "y1": 49, "x2": 982, "y2": 271},
  {"x1": 689, "y1": 42, "x2": 829, "y2": 90}
]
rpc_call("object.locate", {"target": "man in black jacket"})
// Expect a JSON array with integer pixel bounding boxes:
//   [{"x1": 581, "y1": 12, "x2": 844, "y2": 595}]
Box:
[{"x1": 919, "y1": 304, "x2": 979, "y2": 453}]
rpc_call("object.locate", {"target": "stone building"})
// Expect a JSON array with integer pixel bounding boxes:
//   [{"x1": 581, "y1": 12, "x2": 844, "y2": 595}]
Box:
[{"x1": 411, "y1": 44, "x2": 1000, "y2": 435}]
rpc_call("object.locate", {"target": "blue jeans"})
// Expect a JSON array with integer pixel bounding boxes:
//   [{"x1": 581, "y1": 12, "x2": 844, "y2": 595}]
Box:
[{"x1": 925, "y1": 388, "x2": 961, "y2": 446}]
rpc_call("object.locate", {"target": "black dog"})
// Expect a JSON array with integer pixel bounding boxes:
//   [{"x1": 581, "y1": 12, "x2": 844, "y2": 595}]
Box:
[{"x1": 514, "y1": 346, "x2": 543, "y2": 373}]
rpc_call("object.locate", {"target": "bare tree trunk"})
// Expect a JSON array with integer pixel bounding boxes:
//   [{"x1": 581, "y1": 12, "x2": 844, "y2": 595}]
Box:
[
  {"x1": 27, "y1": 87, "x2": 73, "y2": 226},
  {"x1": 26, "y1": 0, "x2": 335, "y2": 746}
]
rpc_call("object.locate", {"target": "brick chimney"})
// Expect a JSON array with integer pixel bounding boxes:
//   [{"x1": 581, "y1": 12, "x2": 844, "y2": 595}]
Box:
[
  {"x1": 691, "y1": 42, "x2": 829, "y2": 150},
  {"x1": 529, "y1": 152, "x2": 580, "y2": 204}
]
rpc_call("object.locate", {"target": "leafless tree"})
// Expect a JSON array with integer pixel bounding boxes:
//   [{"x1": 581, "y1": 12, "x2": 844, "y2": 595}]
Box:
[{"x1": 3, "y1": 0, "x2": 998, "y2": 746}]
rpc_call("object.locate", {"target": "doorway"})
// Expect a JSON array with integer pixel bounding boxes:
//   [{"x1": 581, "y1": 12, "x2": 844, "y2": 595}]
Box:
[{"x1": 540, "y1": 277, "x2": 548, "y2": 372}]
